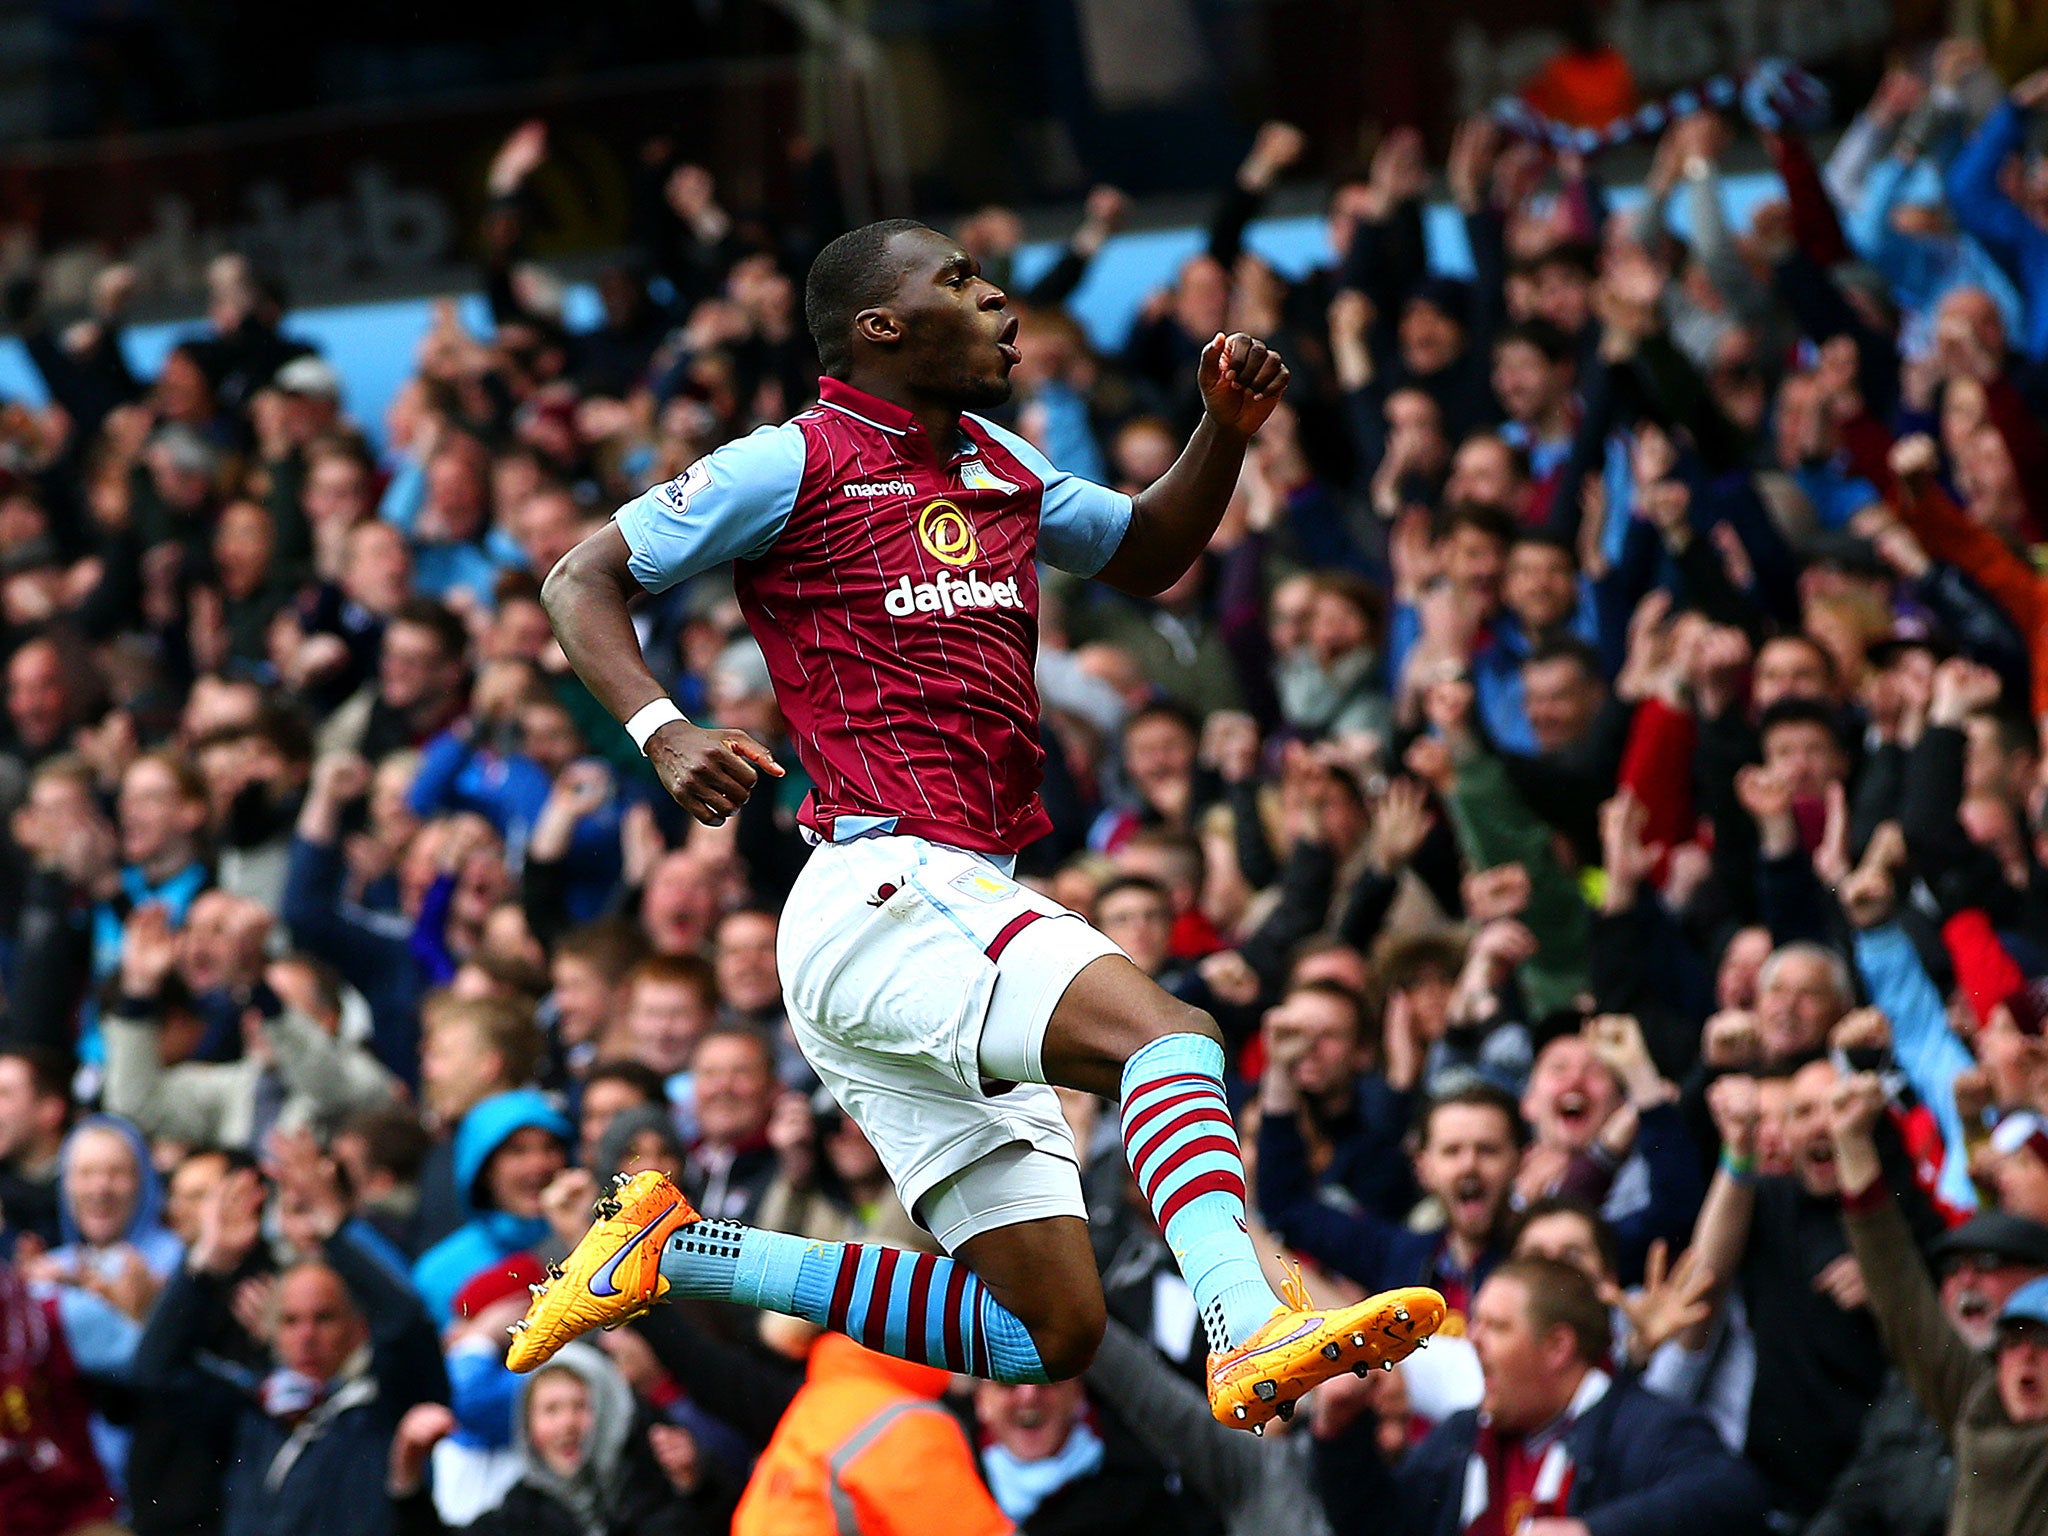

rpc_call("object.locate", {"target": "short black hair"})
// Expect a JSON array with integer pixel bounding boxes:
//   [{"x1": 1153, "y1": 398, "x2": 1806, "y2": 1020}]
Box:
[
  {"x1": 337, "y1": 1103, "x2": 432, "y2": 1185},
  {"x1": 1757, "y1": 696, "x2": 1845, "y2": 752},
  {"x1": 0, "y1": 1045, "x2": 72, "y2": 1107},
  {"x1": 1441, "y1": 500, "x2": 1520, "y2": 549},
  {"x1": 1523, "y1": 635, "x2": 1604, "y2": 683},
  {"x1": 1417, "y1": 1080, "x2": 1528, "y2": 1149},
  {"x1": 1093, "y1": 874, "x2": 1172, "y2": 916},
  {"x1": 582, "y1": 1057, "x2": 667, "y2": 1107},
  {"x1": 1510, "y1": 1194, "x2": 1621, "y2": 1279},
  {"x1": 1284, "y1": 978, "x2": 1371, "y2": 1046},
  {"x1": 1528, "y1": 240, "x2": 1599, "y2": 282},
  {"x1": 1510, "y1": 527, "x2": 1579, "y2": 570},
  {"x1": 1757, "y1": 631, "x2": 1837, "y2": 685},
  {"x1": 390, "y1": 597, "x2": 469, "y2": 666},
  {"x1": 1496, "y1": 318, "x2": 1576, "y2": 367},
  {"x1": 805, "y1": 220, "x2": 931, "y2": 378},
  {"x1": 1123, "y1": 699, "x2": 1200, "y2": 743}
]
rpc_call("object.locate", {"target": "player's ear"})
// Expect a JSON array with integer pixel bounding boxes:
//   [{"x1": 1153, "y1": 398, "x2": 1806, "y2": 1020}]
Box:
[{"x1": 854, "y1": 306, "x2": 902, "y2": 350}]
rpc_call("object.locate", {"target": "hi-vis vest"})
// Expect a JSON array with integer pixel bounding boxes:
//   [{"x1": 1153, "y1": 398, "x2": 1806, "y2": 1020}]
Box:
[{"x1": 732, "y1": 1334, "x2": 1012, "y2": 1536}]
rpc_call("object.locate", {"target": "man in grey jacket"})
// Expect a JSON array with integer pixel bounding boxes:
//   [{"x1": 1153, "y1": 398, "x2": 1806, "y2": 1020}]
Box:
[
  {"x1": 104, "y1": 900, "x2": 396, "y2": 1152},
  {"x1": 1085, "y1": 1316, "x2": 1334, "y2": 1536}
]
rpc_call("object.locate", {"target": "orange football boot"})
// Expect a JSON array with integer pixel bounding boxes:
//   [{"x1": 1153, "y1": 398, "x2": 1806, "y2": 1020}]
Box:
[
  {"x1": 1207, "y1": 1265, "x2": 1446, "y2": 1433},
  {"x1": 507, "y1": 1170, "x2": 701, "y2": 1372}
]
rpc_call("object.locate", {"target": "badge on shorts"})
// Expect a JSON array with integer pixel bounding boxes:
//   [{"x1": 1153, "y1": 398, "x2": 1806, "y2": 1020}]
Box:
[{"x1": 948, "y1": 867, "x2": 1015, "y2": 903}]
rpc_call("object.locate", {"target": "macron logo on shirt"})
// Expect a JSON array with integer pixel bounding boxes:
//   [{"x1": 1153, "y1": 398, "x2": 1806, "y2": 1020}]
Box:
[
  {"x1": 841, "y1": 479, "x2": 916, "y2": 498},
  {"x1": 885, "y1": 568, "x2": 1022, "y2": 618}
]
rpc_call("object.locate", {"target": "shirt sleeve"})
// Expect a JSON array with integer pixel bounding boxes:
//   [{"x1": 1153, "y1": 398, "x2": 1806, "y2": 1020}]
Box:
[
  {"x1": 612, "y1": 422, "x2": 807, "y2": 593},
  {"x1": 969, "y1": 414, "x2": 1133, "y2": 578}
]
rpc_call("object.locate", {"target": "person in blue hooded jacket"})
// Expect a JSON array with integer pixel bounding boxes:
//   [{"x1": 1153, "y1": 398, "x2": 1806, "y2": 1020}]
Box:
[
  {"x1": 45, "y1": 1113, "x2": 185, "y2": 1289},
  {"x1": 31, "y1": 1114, "x2": 176, "y2": 1496},
  {"x1": 412, "y1": 1089, "x2": 571, "y2": 1325}
]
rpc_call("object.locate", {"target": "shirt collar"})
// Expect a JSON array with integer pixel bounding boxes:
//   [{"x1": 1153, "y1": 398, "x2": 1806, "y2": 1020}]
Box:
[
  {"x1": 814, "y1": 377, "x2": 980, "y2": 462},
  {"x1": 817, "y1": 377, "x2": 921, "y2": 436},
  {"x1": 1522, "y1": 1367, "x2": 1611, "y2": 1456}
]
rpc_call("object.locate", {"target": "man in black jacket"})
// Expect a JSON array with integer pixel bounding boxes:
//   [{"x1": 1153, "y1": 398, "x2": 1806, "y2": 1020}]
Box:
[
  {"x1": 1335, "y1": 1256, "x2": 1766, "y2": 1536},
  {"x1": 134, "y1": 1159, "x2": 446, "y2": 1536}
]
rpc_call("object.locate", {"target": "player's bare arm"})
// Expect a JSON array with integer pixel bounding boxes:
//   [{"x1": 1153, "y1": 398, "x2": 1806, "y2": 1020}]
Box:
[
  {"x1": 1093, "y1": 331, "x2": 1289, "y2": 595},
  {"x1": 541, "y1": 524, "x2": 782, "y2": 825}
]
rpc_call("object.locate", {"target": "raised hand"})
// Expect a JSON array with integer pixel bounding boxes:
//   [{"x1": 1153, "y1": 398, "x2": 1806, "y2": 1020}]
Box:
[
  {"x1": 1889, "y1": 432, "x2": 1939, "y2": 481},
  {"x1": 766, "y1": 1091, "x2": 818, "y2": 1188},
  {"x1": 120, "y1": 903, "x2": 181, "y2": 1000},
  {"x1": 488, "y1": 120, "x2": 549, "y2": 195},
  {"x1": 1929, "y1": 656, "x2": 2003, "y2": 728},
  {"x1": 1701, "y1": 1009, "x2": 1762, "y2": 1071},
  {"x1": 1597, "y1": 788, "x2": 1663, "y2": 910},
  {"x1": 1830, "y1": 1006, "x2": 1892, "y2": 1057},
  {"x1": 1828, "y1": 1069, "x2": 1889, "y2": 1146},
  {"x1": 1368, "y1": 125, "x2": 1430, "y2": 206},
  {"x1": 541, "y1": 1167, "x2": 601, "y2": 1249},
  {"x1": 1462, "y1": 863, "x2": 1532, "y2": 924},
  {"x1": 1812, "y1": 780, "x2": 1851, "y2": 889},
  {"x1": 1446, "y1": 115, "x2": 1501, "y2": 212},
  {"x1": 1467, "y1": 918, "x2": 1538, "y2": 977},
  {"x1": 1586, "y1": 1013, "x2": 1665, "y2": 1104},
  {"x1": 1813, "y1": 1253, "x2": 1868, "y2": 1312},
  {"x1": 1201, "y1": 710, "x2": 1263, "y2": 784},
  {"x1": 1836, "y1": 822, "x2": 1902, "y2": 930},
  {"x1": 1198, "y1": 333, "x2": 1290, "y2": 436},
  {"x1": 1683, "y1": 624, "x2": 1752, "y2": 719},
  {"x1": 1706, "y1": 1072, "x2": 1761, "y2": 1158},
  {"x1": 648, "y1": 1422, "x2": 703, "y2": 1495},
  {"x1": 388, "y1": 1402, "x2": 459, "y2": 1497},
  {"x1": 1613, "y1": 1239, "x2": 1715, "y2": 1363},
  {"x1": 266, "y1": 1127, "x2": 351, "y2": 1250},
  {"x1": 1734, "y1": 764, "x2": 1796, "y2": 857},
  {"x1": 1613, "y1": 593, "x2": 1679, "y2": 708},
  {"x1": 1197, "y1": 949, "x2": 1261, "y2": 1007},
  {"x1": 1242, "y1": 121, "x2": 1308, "y2": 191},
  {"x1": 2011, "y1": 69, "x2": 2048, "y2": 111},
  {"x1": 1074, "y1": 185, "x2": 1129, "y2": 255},
  {"x1": 191, "y1": 1165, "x2": 266, "y2": 1276},
  {"x1": 1366, "y1": 776, "x2": 1436, "y2": 876},
  {"x1": 231, "y1": 1272, "x2": 278, "y2": 1345}
]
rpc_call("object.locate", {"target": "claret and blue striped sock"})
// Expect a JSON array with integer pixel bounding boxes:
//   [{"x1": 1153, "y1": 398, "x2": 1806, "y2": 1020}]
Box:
[
  {"x1": 1119, "y1": 1032, "x2": 1278, "y2": 1354},
  {"x1": 658, "y1": 1221, "x2": 1049, "y2": 1382}
]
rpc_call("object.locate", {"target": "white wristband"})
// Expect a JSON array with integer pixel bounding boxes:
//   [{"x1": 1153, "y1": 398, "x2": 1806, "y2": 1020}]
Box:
[{"x1": 625, "y1": 698, "x2": 687, "y2": 754}]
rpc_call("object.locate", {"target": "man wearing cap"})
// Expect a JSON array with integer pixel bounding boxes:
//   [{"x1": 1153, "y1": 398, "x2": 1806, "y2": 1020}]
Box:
[
  {"x1": 1829, "y1": 1072, "x2": 2048, "y2": 1536},
  {"x1": 1811, "y1": 1183, "x2": 2048, "y2": 1536}
]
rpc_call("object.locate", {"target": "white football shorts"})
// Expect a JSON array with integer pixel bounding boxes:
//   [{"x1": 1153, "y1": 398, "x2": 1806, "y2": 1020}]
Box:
[{"x1": 776, "y1": 833, "x2": 1123, "y2": 1249}]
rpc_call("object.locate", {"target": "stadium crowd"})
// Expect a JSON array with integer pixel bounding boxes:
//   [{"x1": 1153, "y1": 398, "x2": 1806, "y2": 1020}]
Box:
[{"x1": 4, "y1": 31, "x2": 2048, "y2": 1536}]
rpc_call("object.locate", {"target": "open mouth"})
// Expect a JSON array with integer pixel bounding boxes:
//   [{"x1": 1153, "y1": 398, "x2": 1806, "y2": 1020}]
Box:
[
  {"x1": 997, "y1": 316, "x2": 1022, "y2": 367},
  {"x1": 1957, "y1": 1292, "x2": 1990, "y2": 1323},
  {"x1": 1555, "y1": 1091, "x2": 1592, "y2": 1128},
  {"x1": 1450, "y1": 1174, "x2": 1492, "y2": 1224}
]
